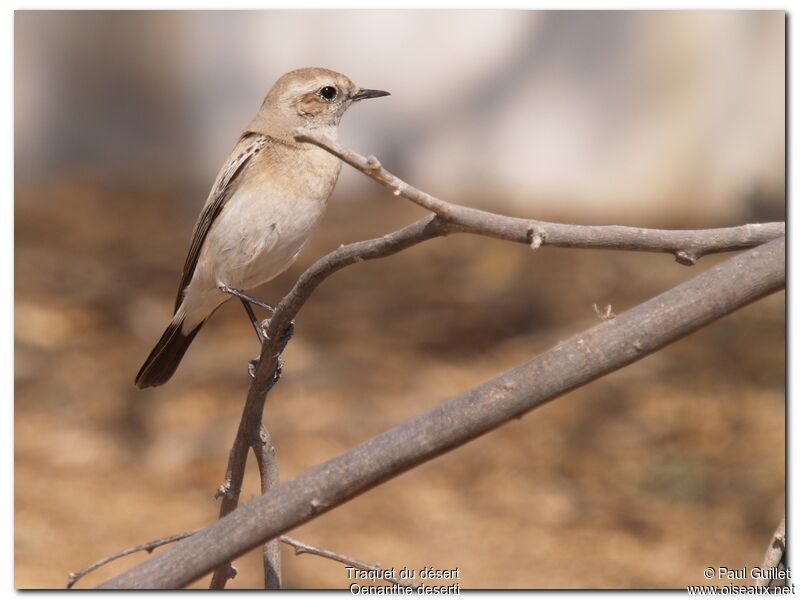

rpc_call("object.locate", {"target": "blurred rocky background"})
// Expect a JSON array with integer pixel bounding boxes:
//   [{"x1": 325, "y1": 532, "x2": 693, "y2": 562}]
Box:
[{"x1": 15, "y1": 11, "x2": 784, "y2": 589}]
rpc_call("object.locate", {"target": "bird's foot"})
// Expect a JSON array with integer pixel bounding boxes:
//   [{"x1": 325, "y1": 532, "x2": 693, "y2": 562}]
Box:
[
  {"x1": 248, "y1": 355, "x2": 285, "y2": 391},
  {"x1": 247, "y1": 322, "x2": 293, "y2": 385},
  {"x1": 256, "y1": 319, "x2": 295, "y2": 351}
]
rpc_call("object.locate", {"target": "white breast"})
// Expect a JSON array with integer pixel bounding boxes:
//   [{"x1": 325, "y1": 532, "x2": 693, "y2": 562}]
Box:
[
  {"x1": 209, "y1": 183, "x2": 328, "y2": 289},
  {"x1": 180, "y1": 143, "x2": 340, "y2": 328}
]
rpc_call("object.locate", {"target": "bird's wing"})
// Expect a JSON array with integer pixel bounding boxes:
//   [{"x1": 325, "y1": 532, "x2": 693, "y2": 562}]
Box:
[{"x1": 174, "y1": 131, "x2": 267, "y2": 312}]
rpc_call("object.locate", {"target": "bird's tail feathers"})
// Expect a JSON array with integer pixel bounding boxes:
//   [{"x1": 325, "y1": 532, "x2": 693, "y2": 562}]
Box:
[{"x1": 135, "y1": 311, "x2": 204, "y2": 389}]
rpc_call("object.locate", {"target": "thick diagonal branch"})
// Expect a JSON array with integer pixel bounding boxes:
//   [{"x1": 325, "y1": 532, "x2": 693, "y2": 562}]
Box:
[{"x1": 99, "y1": 236, "x2": 785, "y2": 589}]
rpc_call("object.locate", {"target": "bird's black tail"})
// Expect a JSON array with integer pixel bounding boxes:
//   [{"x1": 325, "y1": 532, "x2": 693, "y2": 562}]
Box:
[{"x1": 135, "y1": 315, "x2": 204, "y2": 389}]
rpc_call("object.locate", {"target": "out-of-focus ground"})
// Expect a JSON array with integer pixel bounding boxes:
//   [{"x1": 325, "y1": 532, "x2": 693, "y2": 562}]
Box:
[
  {"x1": 15, "y1": 179, "x2": 784, "y2": 589},
  {"x1": 14, "y1": 10, "x2": 784, "y2": 590}
]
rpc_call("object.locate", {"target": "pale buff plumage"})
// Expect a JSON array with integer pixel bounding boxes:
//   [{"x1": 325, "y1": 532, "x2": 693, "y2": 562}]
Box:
[{"x1": 136, "y1": 67, "x2": 389, "y2": 388}]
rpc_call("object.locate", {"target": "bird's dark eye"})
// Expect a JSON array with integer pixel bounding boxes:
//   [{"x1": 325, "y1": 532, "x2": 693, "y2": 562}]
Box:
[{"x1": 318, "y1": 86, "x2": 338, "y2": 101}]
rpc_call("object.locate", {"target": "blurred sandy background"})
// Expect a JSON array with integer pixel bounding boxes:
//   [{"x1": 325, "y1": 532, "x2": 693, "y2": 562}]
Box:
[{"x1": 14, "y1": 10, "x2": 784, "y2": 589}]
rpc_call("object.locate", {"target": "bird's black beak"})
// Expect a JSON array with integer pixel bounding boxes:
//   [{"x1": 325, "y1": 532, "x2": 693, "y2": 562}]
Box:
[{"x1": 351, "y1": 88, "x2": 391, "y2": 102}]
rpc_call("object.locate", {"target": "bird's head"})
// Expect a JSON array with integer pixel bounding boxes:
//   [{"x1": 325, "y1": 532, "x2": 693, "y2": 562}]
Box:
[{"x1": 254, "y1": 67, "x2": 389, "y2": 136}]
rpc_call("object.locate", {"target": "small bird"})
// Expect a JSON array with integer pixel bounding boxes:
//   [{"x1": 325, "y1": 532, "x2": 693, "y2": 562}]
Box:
[{"x1": 135, "y1": 67, "x2": 389, "y2": 388}]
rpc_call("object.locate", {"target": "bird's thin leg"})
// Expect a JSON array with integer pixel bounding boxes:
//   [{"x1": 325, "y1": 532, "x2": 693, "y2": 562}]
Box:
[
  {"x1": 218, "y1": 287, "x2": 295, "y2": 381},
  {"x1": 240, "y1": 298, "x2": 266, "y2": 344},
  {"x1": 219, "y1": 285, "x2": 275, "y2": 312}
]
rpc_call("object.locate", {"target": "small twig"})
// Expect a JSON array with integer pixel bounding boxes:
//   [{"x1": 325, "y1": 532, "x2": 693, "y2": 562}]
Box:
[
  {"x1": 71, "y1": 527, "x2": 405, "y2": 590},
  {"x1": 67, "y1": 529, "x2": 200, "y2": 588},
  {"x1": 754, "y1": 514, "x2": 786, "y2": 587},
  {"x1": 280, "y1": 536, "x2": 411, "y2": 586},
  {"x1": 593, "y1": 304, "x2": 615, "y2": 321}
]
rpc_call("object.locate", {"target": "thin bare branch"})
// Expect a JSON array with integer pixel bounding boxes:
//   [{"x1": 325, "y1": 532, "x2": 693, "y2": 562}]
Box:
[
  {"x1": 755, "y1": 514, "x2": 787, "y2": 587},
  {"x1": 69, "y1": 528, "x2": 397, "y2": 589},
  {"x1": 98, "y1": 236, "x2": 785, "y2": 589},
  {"x1": 67, "y1": 529, "x2": 200, "y2": 588},
  {"x1": 208, "y1": 436, "x2": 247, "y2": 588},
  {"x1": 280, "y1": 536, "x2": 411, "y2": 586},
  {"x1": 209, "y1": 423, "x2": 283, "y2": 589},
  {"x1": 255, "y1": 424, "x2": 282, "y2": 589},
  {"x1": 294, "y1": 129, "x2": 784, "y2": 265}
]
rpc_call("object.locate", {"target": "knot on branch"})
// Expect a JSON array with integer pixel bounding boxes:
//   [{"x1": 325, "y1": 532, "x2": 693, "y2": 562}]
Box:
[
  {"x1": 365, "y1": 155, "x2": 382, "y2": 172},
  {"x1": 526, "y1": 223, "x2": 546, "y2": 250},
  {"x1": 258, "y1": 427, "x2": 270, "y2": 445},
  {"x1": 215, "y1": 482, "x2": 234, "y2": 500},
  {"x1": 309, "y1": 498, "x2": 328, "y2": 514},
  {"x1": 674, "y1": 249, "x2": 699, "y2": 266},
  {"x1": 223, "y1": 564, "x2": 238, "y2": 580},
  {"x1": 265, "y1": 361, "x2": 284, "y2": 392}
]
